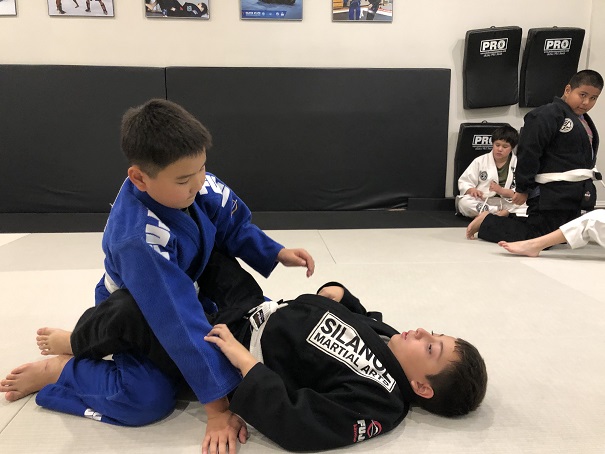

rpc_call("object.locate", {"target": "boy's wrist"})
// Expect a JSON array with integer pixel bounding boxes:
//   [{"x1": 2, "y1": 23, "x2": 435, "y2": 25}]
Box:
[{"x1": 204, "y1": 396, "x2": 230, "y2": 417}]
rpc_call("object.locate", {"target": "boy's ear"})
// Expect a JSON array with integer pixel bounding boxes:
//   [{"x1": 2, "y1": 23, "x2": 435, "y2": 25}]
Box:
[
  {"x1": 128, "y1": 165, "x2": 149, "y2": 192},
  {"x1": 563, "y1": 84, "x2": 572, "y2": 98},
  {"x1": 410, "y1": 380, "x2": 434, "y2": 399}
]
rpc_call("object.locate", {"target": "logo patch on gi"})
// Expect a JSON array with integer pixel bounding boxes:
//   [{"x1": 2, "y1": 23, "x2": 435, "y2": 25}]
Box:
[
  {"x1": 307, "y1": 313, "x2": 395, "y2": 392},
  {"x1": 353, "y1": 419, "x2": 383, "y2": 443},
  {"x1": 84, "y1": 408, "x2": 103, "y2": 421},
  {"x1": 560, "y1": 118, "x2": 574, "y2": 133},
  {"x1": 479, "y1": 171, "x2": 488, "y2": 181},
  {"x1": 476, "y1": 202, "x2": 489, "y2": 212}
]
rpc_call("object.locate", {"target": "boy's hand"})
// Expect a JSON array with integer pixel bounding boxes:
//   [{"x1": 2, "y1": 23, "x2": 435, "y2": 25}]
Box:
[
  {"x1": 277, "y1": 248, "x2": 315, "y2": 277},
  {"x1": 202, "y1": 398, "x2": 248, "y2": 454},
  {"x1": 205, "y1": 324, "x2": 259, "y2": 376},
  {"x1": 512, "y1": 191, "x2": 528, "y2": 206},
  {"x1": 465, "y1": 188, "x2": 484, "y2": 199},
  {"x1": 489, "y1": 181, "x2": 502, "y2": 195}
]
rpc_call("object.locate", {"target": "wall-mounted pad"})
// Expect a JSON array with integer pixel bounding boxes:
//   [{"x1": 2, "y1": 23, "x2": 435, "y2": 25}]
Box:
[
  {"x1": 463, "y1": 26, "x2": 522, "y2": 109},
  {"x1": 519, "y1": 27, "x2": 585, "y2": 107}
]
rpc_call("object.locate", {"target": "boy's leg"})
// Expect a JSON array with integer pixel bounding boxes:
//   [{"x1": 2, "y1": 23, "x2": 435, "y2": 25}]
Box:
[
  {"x1": 559, "y1": 209, "x2": 605, "y2": 248},
  {"x1": 498, "y1": 229, "x2": 566, "y2": 257},
  {"x1": 65, "y1": 249, "x2": 264, "y2": 376},
  {"x1": 70, "y1": 289, "x2": 181, "y2": 379},
  {"x1": 36, "y1": 353, "x2": 177, "y2": 426}
]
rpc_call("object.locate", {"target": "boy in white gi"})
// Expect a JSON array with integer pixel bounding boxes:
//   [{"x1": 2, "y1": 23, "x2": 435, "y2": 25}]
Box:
[
  {"x1": 456, "y1": 125, "x2": 527, "y2": 218},
  {"x1": 1, "y1": 99, "x2": 315, "y2": 454}
]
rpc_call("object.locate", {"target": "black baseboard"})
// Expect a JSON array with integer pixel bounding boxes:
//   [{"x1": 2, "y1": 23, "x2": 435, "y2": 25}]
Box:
[{"x1": 1, "y1": 207, "x2": 469, "y2": 233}]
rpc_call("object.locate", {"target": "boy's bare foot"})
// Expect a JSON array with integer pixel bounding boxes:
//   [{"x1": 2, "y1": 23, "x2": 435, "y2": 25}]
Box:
[
  {"x1": 498, "y1": 240, "x2": 541, "y2": 257},
  {"x1": 466, "y1": 211, "x2": 489, "y2": 239},
  {"x1": 1, "y1": 355, "x2": 71, "y2": 401},
  {"x1": 37, "y1": 327, "x2": 73, "y2": 356}
]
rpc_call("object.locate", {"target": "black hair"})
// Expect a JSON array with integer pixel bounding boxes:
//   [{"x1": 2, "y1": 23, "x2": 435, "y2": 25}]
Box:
[
  {"x1": 568, "y1": 69, "x2": 604, "y2": 91},
  {"x1": 416, "y1": 338, "x2": 488, "y2": 417},
  {"x1": 121, "y1": 99, "x2": 212, "y2": 177},
  {"x1": 491, "y1": 125, "x2": 519, "y2": 149}
]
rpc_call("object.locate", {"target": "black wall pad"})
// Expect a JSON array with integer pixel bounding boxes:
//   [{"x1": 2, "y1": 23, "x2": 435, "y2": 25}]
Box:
[
  {"x1": 463, "y1": 26, "x2": 522, "y2": 109},
  {"x1": 453, "y1": 122, "x2": 510, "y2": 195},
  {"x1": 0, "y1": 209, "x2": 469, "y2": 233},
  {"x1": 166, "y1": 67, "x2": 451, "y2": 211},
  {"x1": 519, "y1": 27, "x2": 585, "y2": 107},
  {"x1": 0, "y1": 65, "x2": 166, "y2": 214}
]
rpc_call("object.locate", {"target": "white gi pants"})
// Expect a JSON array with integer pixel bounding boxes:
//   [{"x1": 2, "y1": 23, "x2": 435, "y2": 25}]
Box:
[
  {"x1": 456, "y1": 195, "x2": 523, "y2": 218},
  {"x1": 560, "y1": 209, "x2": 605, "y2": 249}
]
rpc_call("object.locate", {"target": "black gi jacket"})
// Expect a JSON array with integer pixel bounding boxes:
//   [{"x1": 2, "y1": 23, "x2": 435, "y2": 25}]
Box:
[
  {"x1": 229, "y1": 294, "x2": 417, "y2": 452},
  {"x1": 516, "y1": 97, "x2": 599, "y2": 211}
]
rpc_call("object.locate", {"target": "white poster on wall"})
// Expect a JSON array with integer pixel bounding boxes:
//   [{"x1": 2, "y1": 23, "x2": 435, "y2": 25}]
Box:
[
  {"x1": 332, "y1": 0, "x2": 392, "y2": 22},
  {"x1": 0, "y1": 0, "x2": 17, "y2": 16},
  {"x1": 48, "y1": 0, "x2": 114, "y2": 17},
  {"x1": 145, "y1": 1, "x2": 209, "y2": 19},
  {"x1": 241, "y1": 0, "x2": 302, "y2": 21}
]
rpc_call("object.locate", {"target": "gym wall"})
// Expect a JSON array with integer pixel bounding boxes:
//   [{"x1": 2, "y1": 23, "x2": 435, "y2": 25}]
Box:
[{"x1": 0, "y1": 0, "x2": 603, "y2": 205}]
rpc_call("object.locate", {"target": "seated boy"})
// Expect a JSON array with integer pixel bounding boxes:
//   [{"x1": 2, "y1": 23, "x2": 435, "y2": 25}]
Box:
[
  {"x1": 498, "y1": 209, "x2": 605, "y2": 257},
  {"x1": 2, "y1": 252, "x2": 487, "y2": 453},
  {"x1": 456, "y1": 125, "x2": 527, "y2": 218},
  {"x1": 5, "y1": 98, "x2": 315, "y2": 448}
]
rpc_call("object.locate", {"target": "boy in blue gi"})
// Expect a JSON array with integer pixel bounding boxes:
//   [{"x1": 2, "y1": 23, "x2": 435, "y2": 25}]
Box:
[
  {"x1": 1, "y1": 99, "x2": 314, "y2": 454},
  {"x1": 466, "y1": 69, "x2": 602, "y2": 242}
]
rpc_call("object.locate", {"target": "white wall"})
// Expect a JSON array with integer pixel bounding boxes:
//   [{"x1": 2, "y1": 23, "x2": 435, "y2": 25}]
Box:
[{"x1": 1, "y1": 0, "x2": 603, "y2": 202}]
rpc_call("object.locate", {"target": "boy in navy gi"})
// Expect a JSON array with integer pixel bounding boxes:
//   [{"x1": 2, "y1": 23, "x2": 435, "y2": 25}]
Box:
[
  {"x1": 2, "y1": 252, "x2": 486, "y2": 452},
  {"x1": 1, "y1": 99, "x2": 314, "y2": 454},
  {"x1": 467, "y1": 69, "x2": 602, "y2": 242}
]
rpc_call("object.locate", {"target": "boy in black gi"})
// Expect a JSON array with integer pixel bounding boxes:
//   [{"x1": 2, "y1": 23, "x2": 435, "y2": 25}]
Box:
[
  {"x1": 467, "y1": 69, "x2": 602, "y2": 242},
  {"x1": 2, "y1": 252, "x2": 487, "y2": 452}
]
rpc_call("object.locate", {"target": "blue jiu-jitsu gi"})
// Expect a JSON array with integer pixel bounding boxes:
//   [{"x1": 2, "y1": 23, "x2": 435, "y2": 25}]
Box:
[{"x1": 36, "y1": 172, "x2": 284, "y2": 424}]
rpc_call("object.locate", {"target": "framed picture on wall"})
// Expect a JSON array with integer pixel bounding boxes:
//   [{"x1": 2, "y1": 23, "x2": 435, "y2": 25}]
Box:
[
  {"x1": 241, "y1": 0, "x2": 302, "y2": 21},
  {"x1": 145, "y1": 0, "x2": 209, "y2": 19},
  {"x1": 48, "y1": 0, "x2": 114, "y2": 16},
  {"x1": 0, "y1": 0, "x2": 17, "y2": 16},
  {"x1": 332, "y1": 0, "x2": 392, "y2": 22}
]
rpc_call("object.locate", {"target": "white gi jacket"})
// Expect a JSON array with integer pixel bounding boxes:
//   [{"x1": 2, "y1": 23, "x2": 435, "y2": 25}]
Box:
[{"x1": 456, "y1": 152, "x2": 527, "y2": 217}]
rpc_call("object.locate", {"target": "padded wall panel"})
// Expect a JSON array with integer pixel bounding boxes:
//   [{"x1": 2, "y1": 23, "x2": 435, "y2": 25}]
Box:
[
  {"x1": 0, "y1": 65, "x2": 166, "y2": 213},
  {"x1": 453, "y1": 122, "x2": 510, "y2": 194},
  {"x1": 166, "y1": 67, "x2": 451, "y2": 211},
  {"x1": 519, "y1": 27, "x2": 585, "y2": 107},
  {"x1": 463, "y1": 26, "x2": 522, "y2": 109}
]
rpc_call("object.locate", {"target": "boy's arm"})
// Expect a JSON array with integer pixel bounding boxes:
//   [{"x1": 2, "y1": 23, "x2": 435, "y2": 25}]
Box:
[
  {"x1": 202, "y1": 174, "x2": 312, "y2": 277},
  {"x1": 458, "y1": 158, "x2": 481, "y2": 196},
  {"x1": 515, "y1": 110, "x2": 560, "y2": 193}
]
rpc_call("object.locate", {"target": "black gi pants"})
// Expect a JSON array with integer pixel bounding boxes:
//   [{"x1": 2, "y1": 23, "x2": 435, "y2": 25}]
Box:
[
  {"x1": 70, "y1": 250, "x2": 265, "y2": 381},
  {"x1": 478, "y1": 195, "x2": 581, "y2": 243}
]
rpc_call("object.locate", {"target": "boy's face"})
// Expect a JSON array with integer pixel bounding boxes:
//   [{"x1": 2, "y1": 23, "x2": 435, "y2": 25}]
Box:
[
  {"x1": 388, "y1": 328, "x2": 458, "y2": 395},
  {"x1": 563, "y1": 84, "x2": 601, "y2": 116},
  {"x1": 491, "y1": 140, "x2": 513, "y2": 161},
  {"x1": 132, "y1": 151, "x2": 207, "y2": 210}
]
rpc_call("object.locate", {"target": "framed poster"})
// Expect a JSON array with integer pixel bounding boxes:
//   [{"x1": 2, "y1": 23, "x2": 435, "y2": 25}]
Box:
[
  {"x1": 0, "y1": 0, "x2": 17, "y2": 16},
  {"x1": 48, "y1": 0, "x2": 114, "y2": 16},
  {"x1": 241, "y1": 0, "x2": 302, "y2": 21},
  {"x1": 145, "y1": 0, "x2": 209, "y2": 19},
  {"x1": 332, "y1": 0, "x2": 392, "y2": 22}
]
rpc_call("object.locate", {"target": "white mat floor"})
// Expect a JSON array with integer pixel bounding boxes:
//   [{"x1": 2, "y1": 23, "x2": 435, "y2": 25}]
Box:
[{"x1": 1, "y1": 228, "x2": 604, "y2": 453}]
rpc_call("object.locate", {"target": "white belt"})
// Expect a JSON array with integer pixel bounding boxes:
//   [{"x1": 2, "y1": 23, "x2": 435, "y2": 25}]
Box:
[
  {"x1": 248, "y1": 300, "x2": 288, "y2": 363},
  {"x1": 535, "y1": 168, "x2": 604, "y2": 188}
]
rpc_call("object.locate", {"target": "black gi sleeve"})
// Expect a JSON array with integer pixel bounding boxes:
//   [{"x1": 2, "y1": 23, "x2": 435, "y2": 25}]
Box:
[
  {"x1": 515, "y1": 107, "x2": 561, "y2": 193},
  {"x1": 229, "y1": 363, "x2": 403, "y2": 452}
]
